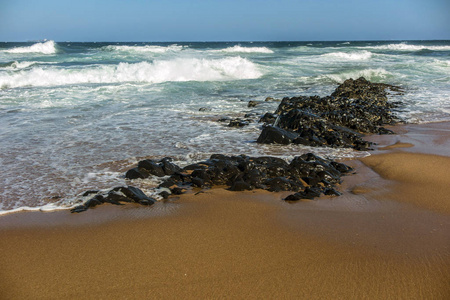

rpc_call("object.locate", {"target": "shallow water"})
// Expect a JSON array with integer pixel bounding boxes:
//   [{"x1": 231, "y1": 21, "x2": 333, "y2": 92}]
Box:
[{"x1": 0, "y1": 40, "x2": 449, "y2": 213}]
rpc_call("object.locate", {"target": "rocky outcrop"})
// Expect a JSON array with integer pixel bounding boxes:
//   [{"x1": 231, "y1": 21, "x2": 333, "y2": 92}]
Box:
[
  {"x1": 71, "y1": 186, "x2": 156, "y2": 213},
  {"x1": 74, "y1": 153, "x2": 353, "y2": 212},
  {"x1": 257, "y1": 77, "x2": 403, "y2": 150},
  {"x1": 147, "y1": 153, "x2": 350, "y2": 200}
]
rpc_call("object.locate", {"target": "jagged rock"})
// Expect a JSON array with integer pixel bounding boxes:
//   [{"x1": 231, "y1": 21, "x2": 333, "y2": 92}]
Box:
[
  {"x1": 257, "y1": 126, "x2": 299, "y2": 145},
  {"x1": 125, "y1": 158, "x2": 181, "y2": 179},
  {"x1": 257, "y1": 77, "x2": 403, "y2": 150},
  {"x1": 259, "y1": 112, "x2": 278, "y2": 125},
  {"x1": 154, "y1": 153, "x2": 351, "y2": 201},
  {"x1": 71, "y1": 186, "x2": 155, "y2": 213}
]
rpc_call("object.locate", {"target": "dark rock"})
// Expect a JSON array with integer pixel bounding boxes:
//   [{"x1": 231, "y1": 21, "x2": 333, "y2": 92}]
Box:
[
  {"x1": 138, "y1": 159, "x2": 165, "y2": 177},
  {"x1": 170, "y1": 187, "x2": 186, "y2": 195},
  {"x1": 160, "y1": 157, "x2": 181, "y2": 175},
  {"x1": 70, "y1": 205, "x2": 88, "y2": 213},
  {"x1": 125, "y1": 167, "x2": 148, "y2": 179},
  {"x1": 244, "y1": 113, "x2": 256, "y2": 118},
  {"x1": 264, "y1": 177, "x2": 303, "y2": 192},
  {"x1": 257, "y1": 125, "x2": 299, "y2": 145},
  {"x1": 158, "y1": 191, "x2": 170, "y2": 199},
  {"x1": 257, "y1": 77, "x2": 403, "y2": 150},
  {"x1": 82, "y1": 190, "x2": 100, "y2": 197},
  {"x1": 248, "y1": 101, "x2": 259, "y2": 107},
  {"x1": 324, "y1": 188, "x2": 342, "y2": 196},
  {"x1": 121, "y1": 153, "x2": 352, "y2": 206},
  {"x1": 229, "y1": 180, "x2": 252, "y2": 191},
  {"x1": 84, "y1": 198, "x2": 103, "y2": 208},
  {"x1": 259, "y1": 113, "x2": 278, "y2": 125},
  {"x1": 71, "y1": 186, "x2": 155, "y2": 213},
  {"x1": 228, "y1": 119, "x2": 250, "y2": 127}
]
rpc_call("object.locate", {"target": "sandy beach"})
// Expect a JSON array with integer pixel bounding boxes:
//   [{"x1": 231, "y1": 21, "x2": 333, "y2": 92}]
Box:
[{"x1": 1, "y1": 122, "x2": 449, "y2": 299}]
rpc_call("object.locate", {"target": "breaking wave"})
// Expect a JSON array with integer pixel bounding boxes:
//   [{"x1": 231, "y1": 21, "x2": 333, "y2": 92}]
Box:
[
  {"x1": 0, "y1": 61, "x2": 56, "y2": 70},
  {"x1": 361, "y1": 43, "x2": 450, "y2": 52},
  {"x1": 324, "y1": 68, "x2": 392, "y2": 83},
  {"x1": 321, "y1": 51, "x2": 373, "y2": 61},
  {"x1": 103, "y1": 44, "x2": 184, "y2": 53},
  {"x1": 215, "y1": 45, "x2": 274, "y2": 54},
  {"x1": 3, "y1": 40, "x2": 57, "y2": 54},
  {"x1": 0, "y1": 57, "x2": 262, "y2": 89}
]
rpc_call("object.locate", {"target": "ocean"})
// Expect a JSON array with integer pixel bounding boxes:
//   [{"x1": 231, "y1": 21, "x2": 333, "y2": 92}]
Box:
[{"x1": 0, "y1": 40, "x2": 449, "y2": 214}]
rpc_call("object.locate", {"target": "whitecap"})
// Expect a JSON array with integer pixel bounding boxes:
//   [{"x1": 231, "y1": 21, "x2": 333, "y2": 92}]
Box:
[
  {"x1": 3, "y1": 40, "x2": 57, "y2": 54},
  {"x1": 214, "y1": 45, "x2": 274, "y2": 54},
  {"x1": 361, "y1": 43, "x2": 450, "y2": 52},
  {"x1": 0, "y1": 57, "x2": 263, "y2": 89},
  {"x1": 103, "y1": 44, "x2": 184, "y2": 53},
  {"x1": 321, "y1": 51, "x2": 373, "y2": 61}
]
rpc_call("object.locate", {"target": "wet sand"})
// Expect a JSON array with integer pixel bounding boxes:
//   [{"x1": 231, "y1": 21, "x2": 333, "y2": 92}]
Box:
[{"x1": 1, "y1": 122, "x2": 450, "y2": 299}]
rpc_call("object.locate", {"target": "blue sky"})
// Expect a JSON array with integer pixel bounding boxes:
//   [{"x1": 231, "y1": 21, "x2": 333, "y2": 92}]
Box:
[{"x1": 1, "y1": 0, "x2": 449, "y2": 41}]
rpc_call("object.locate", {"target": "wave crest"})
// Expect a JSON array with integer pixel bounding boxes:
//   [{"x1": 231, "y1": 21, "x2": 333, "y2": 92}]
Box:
[
  {"x1": 103, "y1": 44, "x2": 184, "y2": 53},
  {"x1": 324, "y1": 68, "x2": 392, "y2": 83},
  {"x1": 3, "y1": 40, "x2": 57, "y2": 54},
  {"x1": 321, "y1": 51, "x2": 373, "y2": 61},
  {"x1": 215, "y1": 46, "x2": 274, "y2": 54},
  {"x1": 0, "y1": 57, "x2": 262, "y2": 89},
  {"x1": 362, "y1": 43, "x2": 450, "y2": 52}
]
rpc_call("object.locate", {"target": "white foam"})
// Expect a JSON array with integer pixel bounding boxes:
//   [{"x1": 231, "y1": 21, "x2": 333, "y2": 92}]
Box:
[
  {"x1": 361, "y1": 43, "x2": 450, "y2": 52},
  {"x1": 0, "y1": 203, "x2": 72, "y2": 216},
  {"x1": 3, "y1": 40, "x2": 57, "y2": 54},
  {"x1": 103, "y1": 44, "x2": 184, "y2": 53},
  {"x1": 215, "y1": 45, "x2": 274, "y2": 54},
  {"x1": 0, "y1": 61, "x2": 55, "y2": 70},
  {"x1": 322, "y1": 68, "x2": 392, "y2": 83},
  {"x1": 321, "y1": 51, "x2": 373, "y2": 61},
  {"x1": 0, "y1": 57, "x2": 263, "y2": 89}
]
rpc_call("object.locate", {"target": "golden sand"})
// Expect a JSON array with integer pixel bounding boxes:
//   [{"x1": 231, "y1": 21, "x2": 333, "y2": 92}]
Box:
[{"x1": 1, "y1": 122, "x2": 450, "y2": 299}]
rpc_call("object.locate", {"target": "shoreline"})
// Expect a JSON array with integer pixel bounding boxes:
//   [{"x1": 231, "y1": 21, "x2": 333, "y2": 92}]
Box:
[{"x1": 1, "y1": 121, "x2": 449, "y2": 299}]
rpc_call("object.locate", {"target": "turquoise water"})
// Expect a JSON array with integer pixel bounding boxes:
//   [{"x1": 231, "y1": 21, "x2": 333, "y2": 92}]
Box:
[{"x1": 1, "y1": 40, "x2": 449, "y2": 213}]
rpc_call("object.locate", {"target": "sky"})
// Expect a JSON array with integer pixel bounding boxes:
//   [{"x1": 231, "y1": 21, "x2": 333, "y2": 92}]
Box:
[{"x1": 0, "y1": 0, "x2": 449, "y2": 42}]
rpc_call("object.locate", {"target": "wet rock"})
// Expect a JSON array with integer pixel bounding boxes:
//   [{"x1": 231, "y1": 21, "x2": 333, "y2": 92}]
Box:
[
  {"x1": 259, "y1": 112, "x2": 278, "y2": 125},
  {"x1": 228, "y1": 119, "x2": 250, "y2": 127},
  {"x1": 248, "y1": 101, "x2": 260, "y2": 107},
  {"x1": 125, "y1": 167, "x2": 148, "y2": 179},
  {"x1": 138, "y1": 160, "x2": 165, "y2": 177},
  {"x1": 229, "y1": 180, "x2": 252, "y2": 191},
  {"x1": 71, "y1": 186, "x2": 155, "y2": 213},
  {"x1": 257, "y1": 77, "x2": 404, "y2": 150},
  {"x1": 146, "y1": 153, "x2": 352, "y2": 202},
  {"x1": 257, "y1": 125, "x2": 299, "y2": 145},
  {"x1": 126, "y1": 158, "x2": 181, "y2": 180}
]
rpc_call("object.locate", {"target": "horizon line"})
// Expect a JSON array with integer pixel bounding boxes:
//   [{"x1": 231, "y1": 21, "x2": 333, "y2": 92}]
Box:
[{"x1": 1, "y1": 38, "x2": 450, "y2": 43}]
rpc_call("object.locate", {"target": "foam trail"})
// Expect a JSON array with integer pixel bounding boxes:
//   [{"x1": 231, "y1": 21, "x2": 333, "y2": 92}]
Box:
[
  {"x1": 3, "y1": 40, "x2": 57, "y2": 54},
  {"x1": 0, "y1": 57, "x2": 262, "y2": 89},
  {"x1": 0, "y1": 203, "x2": 73, "y2": 216}
]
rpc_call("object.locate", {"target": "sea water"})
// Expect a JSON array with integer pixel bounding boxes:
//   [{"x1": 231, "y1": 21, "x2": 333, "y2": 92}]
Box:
[{"x1": 0, "y1": 40, "x2": 449, "y2": 213}]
